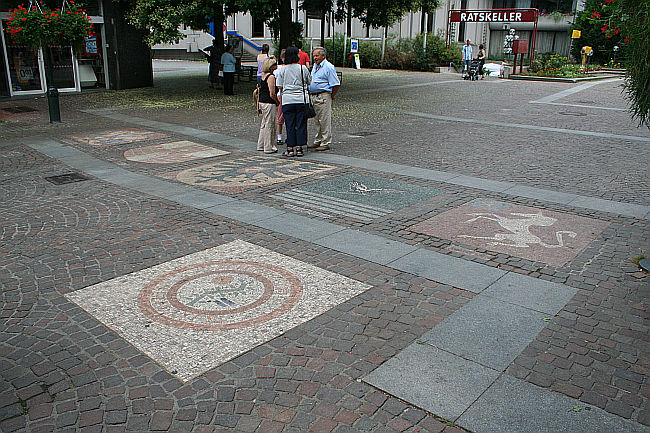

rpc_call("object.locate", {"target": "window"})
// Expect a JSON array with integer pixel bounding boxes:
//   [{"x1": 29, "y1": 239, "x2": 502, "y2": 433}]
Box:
[{"x1": 252, "y1": 16, "x2": 264, "y2": 38}]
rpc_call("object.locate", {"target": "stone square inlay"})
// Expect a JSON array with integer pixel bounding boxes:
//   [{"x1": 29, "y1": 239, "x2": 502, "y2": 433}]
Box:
[
  {"x1": 410, "y1": 198, "x2": 610, "y2": 266},
  {"x1": 66, "y1": 129, "x2": 169, "y2": 146},
  {"x1": 65, "y1": 240, "x2": 370, "y2": 381},
  {"x1": 274, "y1": 174, "x2": 441, "y2": 221},
  {"x1": 160, "y1": 156, "x2": 335, "y2": 192},
  {"x1": 123, "y1": 141, "x2": 228, "y2": 164}
]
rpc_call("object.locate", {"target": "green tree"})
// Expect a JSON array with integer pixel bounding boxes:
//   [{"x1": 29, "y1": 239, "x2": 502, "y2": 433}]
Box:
[
  {"x1": 570, "y1": 0, "x2": 625, "y2": 64},
  {"x1": 605, "y1": 0, "x2": 649, "y2": 127},
  {"x1": 576, "y1": 0, "x2": 649, "y2": 126}
]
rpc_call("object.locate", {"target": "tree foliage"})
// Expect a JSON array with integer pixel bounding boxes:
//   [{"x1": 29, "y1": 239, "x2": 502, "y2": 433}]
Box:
[
  {"x1": 610, "y1": 0, "x2": 650, "y2": 127},
  {"x1": 575, "y1": 0, "x2": 649, "y2": 126},
  {"x1": 570, "y1": 0, "x2": 625, "y2": 64}
]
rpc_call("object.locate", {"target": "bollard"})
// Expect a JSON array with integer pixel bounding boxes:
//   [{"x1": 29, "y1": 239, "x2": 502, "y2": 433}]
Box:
[{"x1": 46, "y1": 85, "x2": 61, "y2": 124}]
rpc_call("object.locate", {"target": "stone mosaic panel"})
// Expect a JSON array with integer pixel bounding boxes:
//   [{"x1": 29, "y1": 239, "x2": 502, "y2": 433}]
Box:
[
  {"x1": 66, "y1": 129, "x2": 169, "y2": 147},
  {"x1": 123, "y1": 141, "x2": 228, "y2": 164},
  {"x1": 274, "y1": 174, "x2": 441, "y2": 221},
  {"x1": 410, "y1": 198, "x2": 610, "y2": 266},
  {"x1": 66, "y1": 240, "x2": 370, "y2": 381},
  {"x1": 161, "y1": 156, "x2": 335, "y2": 193}
]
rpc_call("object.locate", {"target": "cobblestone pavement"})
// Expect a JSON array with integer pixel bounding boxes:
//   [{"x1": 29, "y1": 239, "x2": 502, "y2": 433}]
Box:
[{"x1": 1, "y1": 63, "x2": 648, "y2": 432}]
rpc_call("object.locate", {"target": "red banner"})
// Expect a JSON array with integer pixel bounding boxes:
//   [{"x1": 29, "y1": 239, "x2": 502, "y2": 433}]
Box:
[{"x1": 449, "y1": 9, "x2": 538, "y2": 23}]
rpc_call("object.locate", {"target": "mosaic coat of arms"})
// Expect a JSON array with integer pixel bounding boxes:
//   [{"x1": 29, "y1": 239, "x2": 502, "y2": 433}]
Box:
[
  {"x1": 66, "y1": 240, "x2": 370, "y2": 381},
  {"x1": 124, "y1": 141, "x2": 228, "y2": 164},
  {"x1": 65, "y1": 129, "x2": 169, "y2": 146},
  {"x1": 162, "y1": 156, "x2": 335, "y2": 192},
  {"x1": 410, "y1": 199, "x2": 610, "y2": 266}
]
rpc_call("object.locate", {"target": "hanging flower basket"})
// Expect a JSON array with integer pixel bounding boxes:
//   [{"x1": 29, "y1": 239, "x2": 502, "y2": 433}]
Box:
[{"x1": 6, "y1": 2, "x2": 93, "y2": 49}]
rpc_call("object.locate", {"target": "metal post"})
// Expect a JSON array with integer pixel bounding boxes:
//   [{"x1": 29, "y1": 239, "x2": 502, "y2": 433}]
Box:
[{"x1": 43, "y1": 46, "x2": 61, "y2": 123}]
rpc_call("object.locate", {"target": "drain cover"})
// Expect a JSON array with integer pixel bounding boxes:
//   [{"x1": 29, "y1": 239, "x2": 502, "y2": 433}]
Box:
[
  {"x1": 44, "y1": 172, "x2": 91, "y2": 185},
  {"x1": 349, "y1": 131, "x2": 377, "y2": 137},
  {"x1": 558, "y1": 111, "x2": 587, "y2": 117},
  {"x1": 2, "y1": 106, "x2": 38, "y2": 113}
]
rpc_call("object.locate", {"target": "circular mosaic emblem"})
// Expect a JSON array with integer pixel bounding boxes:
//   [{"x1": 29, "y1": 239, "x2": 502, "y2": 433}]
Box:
[{"x1": 138, "y1": 261, "x2": 303, "y2": 331}]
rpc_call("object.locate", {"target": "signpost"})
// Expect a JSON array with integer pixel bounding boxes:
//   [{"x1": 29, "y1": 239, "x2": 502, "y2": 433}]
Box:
[{"x1": 447, "y1": 8, "x2": 539, "y2": 66}]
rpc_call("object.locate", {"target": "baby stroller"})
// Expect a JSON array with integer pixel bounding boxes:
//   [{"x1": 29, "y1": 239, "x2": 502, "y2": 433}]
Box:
[{"x1": 464, "y1": 59, "x2": 481, "y2": 81}]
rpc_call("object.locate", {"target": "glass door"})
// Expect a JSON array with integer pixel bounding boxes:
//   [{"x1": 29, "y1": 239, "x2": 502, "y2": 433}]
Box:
[{"x1": 46, "y1": 45, "x2": 80, "y2": 92}]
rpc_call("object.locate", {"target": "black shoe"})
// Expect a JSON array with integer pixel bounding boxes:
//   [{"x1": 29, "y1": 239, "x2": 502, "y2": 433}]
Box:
[{"x1": 277, "y1": 139, "x2": 284, "y2": 146}]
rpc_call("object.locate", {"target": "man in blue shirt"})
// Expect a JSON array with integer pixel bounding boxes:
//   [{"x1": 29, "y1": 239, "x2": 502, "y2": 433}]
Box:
[
  {"x1": 307, "y1": 47, "x2": 340, "y2": 151},
  {"x1": 462, "y1": 40, "x2": 473, "y2": 76}
]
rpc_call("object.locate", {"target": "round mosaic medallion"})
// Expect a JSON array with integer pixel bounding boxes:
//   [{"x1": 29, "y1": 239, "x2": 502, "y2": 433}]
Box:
[{"x1": 138, "y1": 261, "x2": 303, "y2": 330}]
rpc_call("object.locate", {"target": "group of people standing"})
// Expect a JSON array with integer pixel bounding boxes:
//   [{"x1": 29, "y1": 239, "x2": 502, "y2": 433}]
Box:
[
  {"x1": 461, "y1": 39, "x2": 487, "y2": 79},
  {"x1": 256, "y1": 42, "x2": 340, "y2": 157}
]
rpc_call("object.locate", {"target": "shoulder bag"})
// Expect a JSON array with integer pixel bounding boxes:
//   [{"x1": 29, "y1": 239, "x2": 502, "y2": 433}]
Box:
[{"x1": 300, "y1": 65, "x2": 316, "y2": 119}]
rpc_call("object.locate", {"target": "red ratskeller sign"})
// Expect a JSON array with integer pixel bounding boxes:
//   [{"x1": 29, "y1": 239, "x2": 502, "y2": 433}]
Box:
[{"x1": 449, "y1": 9, "x2": 538, "y2": 23}]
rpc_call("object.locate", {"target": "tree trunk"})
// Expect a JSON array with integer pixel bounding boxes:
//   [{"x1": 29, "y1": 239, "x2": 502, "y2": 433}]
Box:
[
  {"x1": 344, "y1": 7, "x2": 351, "y2": 66},
  {"x1": 213, "y1": 5, "x2": 224, "y2": 85},
  {"x1": 213, "y1": 6, "x2": 225, "y2": 55},
  {"x1": 381, "y1": 27, "x2": 386, "y2": 64},
  {"x1": 320, "y1": 10, "x2": 326, "y2": 47},
  {"x1": 279, "y1": 0, "x2": 292, "y2": 49}
]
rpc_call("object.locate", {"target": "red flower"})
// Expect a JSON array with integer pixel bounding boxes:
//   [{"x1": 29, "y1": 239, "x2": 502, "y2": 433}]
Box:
[{"x1": 591, "y1": 11, "x2": 601, "y2": 18}]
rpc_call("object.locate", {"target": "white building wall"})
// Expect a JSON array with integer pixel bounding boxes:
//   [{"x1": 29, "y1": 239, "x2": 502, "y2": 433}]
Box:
[{"x1": 153, "y1": 0, "x2": 573, "y2": 59}]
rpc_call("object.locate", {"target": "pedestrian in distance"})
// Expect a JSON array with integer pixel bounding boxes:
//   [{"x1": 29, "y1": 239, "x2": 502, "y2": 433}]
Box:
[
  {"x1": 295, "y1": 40, "x2": 311, "y2": 69},
  {"x1": 308, "y1": 47, "x2": 340, "y2": 152},
  {"x1": 462, "y1": 39, "x2": 473, "y2": 76},
  {"x1": 257, "y1": 57, "x2": 281, "y2": 154},
  {"x1": 201, "y1": 39, "x2": 221, "y2": 89},
  {"x1": 477, "y1": 44, "x2": 486, "y2": 79},
  {"x1": 256, "y1": 44, "x2": 270, "y2": 84},
  {"x1": 275, "y1": 46, "x2": 311, "y2": 157},
  {"x1": 221, "y1": 44, "x2": 237, "y2": 95}
]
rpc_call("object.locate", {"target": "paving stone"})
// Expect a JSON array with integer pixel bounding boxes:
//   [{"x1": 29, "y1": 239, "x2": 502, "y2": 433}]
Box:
[{"x1": 3, "y1": 69, "x2": 649, "y2": 433}]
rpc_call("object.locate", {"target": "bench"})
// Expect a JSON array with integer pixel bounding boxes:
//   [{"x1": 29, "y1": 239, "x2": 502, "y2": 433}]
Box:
[{"x1": 236, "y1": 65, "x2": 256, "y2": 82}]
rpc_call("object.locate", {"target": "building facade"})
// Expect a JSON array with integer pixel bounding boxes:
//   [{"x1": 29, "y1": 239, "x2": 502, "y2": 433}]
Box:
[
  {"x1": 0, "y1": 0, "x2": 152, "y2": 98},
  {"x1": 153, "y1": 0, "x2": 582, "y2": 61}
]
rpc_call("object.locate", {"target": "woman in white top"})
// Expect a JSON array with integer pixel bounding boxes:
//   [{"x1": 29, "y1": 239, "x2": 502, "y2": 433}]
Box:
[{"x1": 275, "y1": 46, "x2": 311, "y2": 157}]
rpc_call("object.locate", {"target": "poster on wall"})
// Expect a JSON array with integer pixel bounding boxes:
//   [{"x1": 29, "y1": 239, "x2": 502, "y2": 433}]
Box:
[{"x1": 84, "y1": 35, "x2": 98, "y2": 55}]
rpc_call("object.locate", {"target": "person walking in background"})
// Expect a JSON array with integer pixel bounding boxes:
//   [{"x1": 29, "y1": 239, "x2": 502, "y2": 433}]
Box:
[
  {"x1": 308, "y1": 47, "x2": 340, "y2": 152},
  {"x1": 221, "y1": 44, "x2": 237, "y2": 95},
  {"x1": 296, "y1": 40, "x2": 311, "y2": 69},
  {"x1": 201, "y1": 39, "x2": 221, "y2": 89},
  {"x1": 256, "y1": 44, "x2": 270, "y2": 84},
  {"x1": 275, "y1": 49, "x2": 287, "y2": 147},
  {"x1": 257, "y1": 57, "x2": 280, "y2": 154},
  {"x1": 477, "y1": 44, "x2": 486, "y2": 79},
  {"x1": 462, "y1": 40, "x2": 473, "y2": 76},
  {"x1": 275, "y1": 46, "x2": 311, "y2": 157}
]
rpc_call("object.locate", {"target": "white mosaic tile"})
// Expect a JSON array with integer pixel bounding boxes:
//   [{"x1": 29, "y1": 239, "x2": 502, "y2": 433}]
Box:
[{"x1": 66, "y1": 240, "x2": 371, "y2": 381}]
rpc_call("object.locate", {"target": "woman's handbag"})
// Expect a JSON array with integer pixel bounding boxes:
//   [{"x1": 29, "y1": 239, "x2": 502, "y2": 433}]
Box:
[{"x1": 300, "y1": 66, "x2": 316, "y2": 119}]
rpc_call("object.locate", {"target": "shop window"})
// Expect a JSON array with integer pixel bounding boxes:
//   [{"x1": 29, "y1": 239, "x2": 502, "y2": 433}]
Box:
[
  {"x1": 80, "y1": 24, "x2": 105, "y2": 88},
  {"x1": 3, "y1": 24, "x2": 43, "y2": 92},
  {"x1": 252, "y1": 16, "x2": 264, "y2": 37}
]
